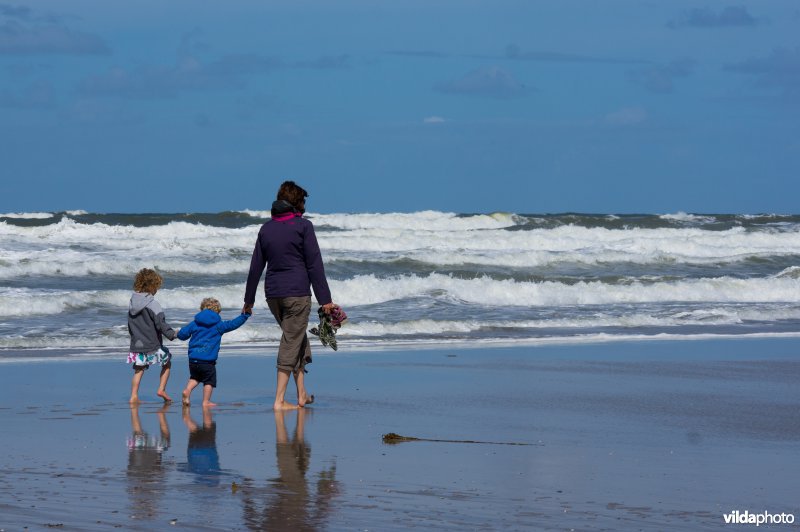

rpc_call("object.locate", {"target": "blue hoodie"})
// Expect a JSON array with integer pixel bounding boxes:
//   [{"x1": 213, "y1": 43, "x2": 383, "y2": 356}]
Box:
[{"x1": 177, "y1": 309, "x2": 249, "y2": 362}]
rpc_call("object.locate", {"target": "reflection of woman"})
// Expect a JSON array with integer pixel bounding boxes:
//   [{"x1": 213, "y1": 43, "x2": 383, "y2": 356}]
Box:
[
  {"x1": 241, "y1": 408, "x2": 340, "y2": 530},
  {"x1": 243, "y1": 181, "x2": 336, "y2": 410},
  {"x1": 126, "y1": 405, "x2": 170, "y2": 516}
]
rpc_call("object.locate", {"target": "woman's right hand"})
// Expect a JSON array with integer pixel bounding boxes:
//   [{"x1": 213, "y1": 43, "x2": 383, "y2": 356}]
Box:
[
  {"x1": 242, "y1": 303, "x2": 254, "y2": 315},
  {"x1": 321, "y1": 302, "x2": 336, "y2": 314}
]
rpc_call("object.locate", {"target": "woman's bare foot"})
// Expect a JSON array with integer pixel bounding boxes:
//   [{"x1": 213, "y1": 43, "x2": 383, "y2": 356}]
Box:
[
  {"x1": 182, "y1": 390, "x2": 191, "y2": 406},
  {"x1": 273, "y1": 401, "x2": 299, "y2": 411},
  {"x1": 157, "y1": 390, "x2": 172, "y2": 403},
  {"x1": 202, "y1": 401, "x2": 218, "y2": 407},
  {"x1": 129, "y1": 397, "x2": 141, "y2": 405},
  {"x1": 298, "y1": 394, "x2": 314, "y2": 407}
]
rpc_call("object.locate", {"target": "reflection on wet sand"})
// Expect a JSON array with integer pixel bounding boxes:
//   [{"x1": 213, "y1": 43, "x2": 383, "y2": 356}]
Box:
[
  {"x1": 126, "y1": 404, "x2": 171, "y2": 520},
  {"x1": 182, "y1": 406, "x2": 221, "y2": 486},
  {"x1": 242, "y1": 408, "x2": 340, "y2": 531}
]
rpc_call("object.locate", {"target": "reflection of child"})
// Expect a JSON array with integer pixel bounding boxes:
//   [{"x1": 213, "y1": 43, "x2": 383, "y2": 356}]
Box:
[
  {"x1": 178, "y1": 297, "x2": 249, "y2": 407},
  {"x1": 127, "y1": 405, "x2": 170, "y2": 512},
  {"x1": 128, "y1": 405, "x2": 171, "y2": 456},
  {"x1": 182, "y1": 407, "x2": 220, "y2": 486},
  {"x1": 127, "y1": 268, "x2": 178, "y2": 404}
]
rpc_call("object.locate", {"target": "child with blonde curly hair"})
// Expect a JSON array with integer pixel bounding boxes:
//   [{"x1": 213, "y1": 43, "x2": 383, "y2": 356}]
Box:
[
  {"x1": 178, "y1": 297, "x2": 250, "y2": 407},
  {"x1": 127, "y1": 268, "x2": 179, "y2": 404}
]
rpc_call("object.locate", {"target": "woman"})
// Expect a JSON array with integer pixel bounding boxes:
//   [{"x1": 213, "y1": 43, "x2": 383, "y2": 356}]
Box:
[{"x1": 243, "y1": 180, "x2": 336, "y2": 410}]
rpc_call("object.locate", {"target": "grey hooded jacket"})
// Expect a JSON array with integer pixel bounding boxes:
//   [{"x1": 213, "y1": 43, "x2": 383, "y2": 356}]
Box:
[{"x1": 128, "y1": 292, "x2": 177, "y2": 354}]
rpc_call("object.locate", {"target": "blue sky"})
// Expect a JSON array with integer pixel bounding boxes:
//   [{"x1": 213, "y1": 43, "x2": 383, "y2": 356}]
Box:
[{"x1": 0, "y1": 1, "x2": 798, "y2": 214}]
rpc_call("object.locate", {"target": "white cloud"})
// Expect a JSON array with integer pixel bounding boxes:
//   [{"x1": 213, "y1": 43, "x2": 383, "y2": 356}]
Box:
[{"x1": 423, "y1": 116, "x2": 447, "y2": 124}]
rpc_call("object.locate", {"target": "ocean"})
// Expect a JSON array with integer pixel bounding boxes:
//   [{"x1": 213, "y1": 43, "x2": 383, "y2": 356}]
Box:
[{"x1": 1, "y1": 210, "x2": 799, "y2": 361}]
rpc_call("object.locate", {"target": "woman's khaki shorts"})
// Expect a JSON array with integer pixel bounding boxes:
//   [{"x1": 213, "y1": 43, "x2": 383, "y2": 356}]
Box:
[{"x1": 267, "y1": 296, "x2": 312, "y2": 373}]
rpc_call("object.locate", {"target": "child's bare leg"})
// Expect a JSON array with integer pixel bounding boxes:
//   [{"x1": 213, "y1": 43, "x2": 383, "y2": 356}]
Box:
[
  {"x1": 294, "y1": 370, "x2": 314, "y2": 407},
  {"x1": 130, "y1": 367, "x2": 145, "y2": 404},
  {"x1": 157, "y1": 362, "x2": 172, "y2": 402},
  {"x1": 182, "y1": 379, "x2": 199, "y2": 406},
  {"x1": 202, "y1": 384, "x2": 217, "y2": 407},
  {"x1": 274, "y1": 369, "x2": 298, "y2": 410}
]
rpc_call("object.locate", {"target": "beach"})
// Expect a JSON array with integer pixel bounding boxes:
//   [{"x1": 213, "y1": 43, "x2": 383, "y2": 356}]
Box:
[
  {"x1": 2, "y1": 337, "x2": 798, "y2": 530},
  {"x1": 3, "y1": 0, "x2": 799, "y2": 527}
]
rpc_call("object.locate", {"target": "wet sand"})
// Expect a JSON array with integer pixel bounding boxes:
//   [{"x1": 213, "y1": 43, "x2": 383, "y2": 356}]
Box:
[{"x1": 1, "y1": 337, "x2": 799, "y2": 530}]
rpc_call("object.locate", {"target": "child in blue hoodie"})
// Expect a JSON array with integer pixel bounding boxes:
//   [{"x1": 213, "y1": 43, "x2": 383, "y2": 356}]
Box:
[{"x1": 178, "y1": 297, "x2": 249, "y2": 407}]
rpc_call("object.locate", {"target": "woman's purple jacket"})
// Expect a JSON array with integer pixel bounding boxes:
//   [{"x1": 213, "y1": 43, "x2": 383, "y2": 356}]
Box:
[{"x1": 244, "y1": 210, "x2": 332, "y2": 306}]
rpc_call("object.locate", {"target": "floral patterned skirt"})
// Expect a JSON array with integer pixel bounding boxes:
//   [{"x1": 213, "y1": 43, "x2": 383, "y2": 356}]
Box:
[{"x1": 127, "y1": 347, "x2": 171, "y2": 368}]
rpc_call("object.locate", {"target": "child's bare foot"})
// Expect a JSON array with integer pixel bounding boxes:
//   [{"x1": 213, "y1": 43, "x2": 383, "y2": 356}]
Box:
[
  {"x1": 129, "y1": 397, "x2": 141, "y2": 405},
  {"x1": 298, "y1": 394, "x2": 314, "y2": 407},
  {"x1": 273, "y1": 401, "x2": 299, "y2": 411},
  {"x1": 157, "y1": 390, "x2": 172, "y2": 403},
  {"x1": 182, "y1": 390, "x2": 191, "y2": 406},
  {"x1": 202, "y1": 401, "x2": 218, "y2": 407}
]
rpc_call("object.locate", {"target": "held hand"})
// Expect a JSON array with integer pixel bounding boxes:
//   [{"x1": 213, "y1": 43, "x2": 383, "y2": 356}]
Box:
[
  {"x1": 321, "y1": 302, "x2": 336, "y2": 314},
  {"x1": 242, "y1": 303, "x2": 254, "y2": 315}
]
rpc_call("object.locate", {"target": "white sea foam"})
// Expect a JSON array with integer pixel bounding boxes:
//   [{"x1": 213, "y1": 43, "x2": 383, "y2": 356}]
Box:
[
  {"x1": 2, "y1": 242, "x2": 797, "y2": 279},
  {"x1": 329, "y1": 273, "x2": 800, "y2": 307},
  {"x1": 239, "y1": 209, "x2": 270, "y2": 219},
  {"x1": 659, "y1": 212, "x2": 717, "y2": 223},
  {"x1": 0, "y1": 219, "x2": 259, "y2": 270},
  {"x1": 339, "y1": 307, "x2": 800, "y2": 336},
  {"x1": 320, "y1": 224, "x2": 800, "y2": 265},
  {"x1": 737, "y1": 213, "x2": 791, "y2": 220},
  {"x1": 309, "y1": 210, "x2": 520, "y2": 231},
  {"x1": 0, "y1": 217, "x2": 258, "y2": 247},
  {"x1": 0, "y1": 251, "x2": 248, "y2": 278},
  {"x1": 340, "y1": 316, "x2": 676, "y2": 337},
  {"x1": 2, "y1": 215, "x2": 800, "y2": 276},
  {"x1": 0, "y1": 287, "x2": 132, "y2": 317},
  {"x1": 0, "y1": 335, "x2": 128, "y2": 349},
  {"x1": 5, "y1": 273, "x2": 799, "y2": 317},
  {"x1": 0, "y1": 326, "x2": 281, "y2": 349},
  {"x1": 776, "y1": 266, "x2": 800, "y2": 279},
  {"x1": 4, "y1": 305, "x2": 799, "y2": 351},
  {"x1": 0, "y1": 212, "x2": 54, "y2": 219},
  {"x1": 240, "y1": 209, "x2": 519, "y2": 231},
  {"x1": 4, "y1": 210, "x2": 800, "y2": 353}
]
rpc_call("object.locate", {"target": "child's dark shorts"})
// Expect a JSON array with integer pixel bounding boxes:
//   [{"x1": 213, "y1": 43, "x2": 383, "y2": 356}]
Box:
[{"x1": 189, "y1": 360, "x2": 217, "y2": 388}]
